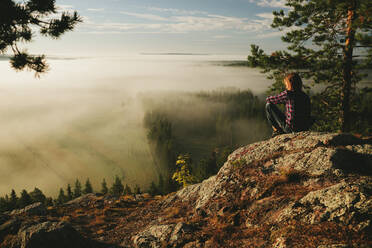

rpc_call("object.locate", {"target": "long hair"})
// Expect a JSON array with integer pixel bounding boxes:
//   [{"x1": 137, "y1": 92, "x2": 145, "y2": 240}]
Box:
[{"x1": 285, "y1": 73, "x2": 302, "y2": 91}]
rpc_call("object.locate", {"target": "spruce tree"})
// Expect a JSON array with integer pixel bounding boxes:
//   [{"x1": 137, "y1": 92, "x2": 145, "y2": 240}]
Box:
[
  {"x1": 134, "y1": 184, "x2": 141, "y2": 194},
  {"x1": 57, "y1": 188, "x2": 67, "y2": 205},
  {"x1": 9, "y1": 189, "x2": 18, "y2": 209},
  {"x1": 0, "y1": 0, "x2": 81, "y2": 75},
  {"x1": 44, "y1": 197, "x2": 53, "y2": 206},
  {"x1": 247, "y1": 0, "x2": 372, "y2": 132},
  {"x1": 110, "y1": 176, "x2": 124, "y2": 197},
  {"x1": 66, "y1": 184, "x2": 73, "y2": 201},
  {"x1": 172, "y1": 154, "x2": 195, "y2": 188},
  {"x1": 0, "y1": 197, "x2": 9, "y2": 212},
  {"x1": 84, "y1": 178, "x2": 93, "y2": 194},
  {"x1": 73, "y1": 179, "x2": 82, "y2": 198},
  {"x1": 149, "y1": 181, "x2": 158, "y2": 196},
  {"x1": 158, "y1": 174, "x2": 165, "y2": 195},
  {"x1": 101, "y1": 178, "x2": 108, "y2": 195},
  {"x1": 18, "y1": 189, "x2": 32, "y2": 208},
  {"x1": 29, "y1": 187, "x2": 46, "y2": 203},
  {"x1": 124, "y1": 184, "x2": 132, "y2": 195}
]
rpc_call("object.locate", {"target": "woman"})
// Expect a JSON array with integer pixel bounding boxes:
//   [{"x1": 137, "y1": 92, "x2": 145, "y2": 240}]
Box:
[{"x1": 265, "y1": 73, "x2": 311, "y2": 137}]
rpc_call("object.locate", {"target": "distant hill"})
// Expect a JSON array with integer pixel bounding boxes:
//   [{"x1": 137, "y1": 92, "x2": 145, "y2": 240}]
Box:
[{"x1": 141, "y1": 52, "x2": 210, "y2": 56}]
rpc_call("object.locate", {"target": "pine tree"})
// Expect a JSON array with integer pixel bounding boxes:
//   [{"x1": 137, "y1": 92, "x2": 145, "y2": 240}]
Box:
[
  {"x1": 57, "y1": 188, "x2": 67, "y2": 205},
  {"x1": 134, "y1": 184, "x2": 141, "y2": 194},
  {"x1": 18, "y1": 189, "x2": 32, "y2": 208},
  {"x1": 84, "y1": 178, "x2": 93, "y2": 194},
  {"x1": 172, "y1": 154, "x2": 195, "y2": 188},
  {"x1": 0, "y1": 0, "x2": 81, "y2": 75},
  {"x1": 158, "y1": 174, "x2": 165, "y2": 195},
  {"x1": 44, "y1": 197, "x2": 53, "y2": 206},
  {"x1": 9, "y1": 189, "x2": 18, "y2": 209},
  {"x1": 29, "y1": 187, "x2": 46, "y2": 204},
  {"x1": 101, "y1": 178, "x2": 108, "y2": 195},
  {"x1": 0, "y1": 196, "x2": 9, "y2": 212},
  {"x1": 124, "y1": 184, "x2": 132, "y2": 195},
  {"x1": 149, "y1": 181, "x2": 158, "y2": 196},
  {"x1": 73, "y1": 179, "x2": 82, "y2": 198},
  {"x1": 110, "y1": 176, "x2": 124, "y2": 197},
  {"x1": 247, "y1": 0, "x2": 372, "y2": 132},
  {"x1": 66, "y1": 184, "x2": 73, "y2": 201}
]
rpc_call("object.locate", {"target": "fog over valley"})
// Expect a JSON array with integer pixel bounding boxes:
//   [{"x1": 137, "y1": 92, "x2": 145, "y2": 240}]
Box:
[{"x1": 0, "y1": 55, "x2": 273, "y2": 196}]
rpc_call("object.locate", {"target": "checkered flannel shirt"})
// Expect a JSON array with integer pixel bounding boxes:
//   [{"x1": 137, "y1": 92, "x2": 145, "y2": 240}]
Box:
[{"x1": 266, "y1": 90, "x2": 294, "y2": 128}]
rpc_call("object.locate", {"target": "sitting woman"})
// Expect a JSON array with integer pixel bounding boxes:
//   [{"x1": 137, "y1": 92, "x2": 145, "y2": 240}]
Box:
[{"x1": 266, "y1": 73, "x2": 311, "y2": 137}]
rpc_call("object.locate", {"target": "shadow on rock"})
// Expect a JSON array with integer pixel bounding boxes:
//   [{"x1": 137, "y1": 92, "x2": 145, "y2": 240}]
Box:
[
  {"x1": 328, "y1": 134, "x2": 372, "y2": 146},
  {"x1": 4, "y1": 221, "x2": 120, "y2": 248},
  {"x1": 331, "y1": 148, "x2": 372, "y2": 176}
]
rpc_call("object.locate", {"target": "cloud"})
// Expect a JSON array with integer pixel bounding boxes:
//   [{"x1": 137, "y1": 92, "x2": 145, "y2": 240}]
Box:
[
  {"x1": 256, "y1": 12, "x2": 274, "y2": 19},
  {"x1": 147, "y1": 7, "x2": 208, "y2": 16},
  {"x1": 256, "y1": 30, "x2": 283, "y2": 38},
  {"x1": 80, "y1": 9, "x2": 275, "y2": 35},
  {"x1": 87, "y1": 8, "x2": 105, "y2": 12},
  {"x1": 249, "y1": 0, "x2": 288, "y2": 8},
  {"x1": 83, "y1": 14, "x2": 272, "y2": 34},
  {"x1": 45, "y1": 5, "x2": 75, "y2": 20},
  {"x1": 168, "y1": 15, "x2": 270, "y2": 32},
  {"x1": 256, "y1": 26, "x2": 299, "y2": 38},
  {"x1": 120, "y1": 11, "x2": 168, "y2": 21},
  {"x1": 213, "y1": 35, "x2": 232, "y2": 39},
  {"x1": 56, "y1": 5, "x2": 75, "y2": 12}
]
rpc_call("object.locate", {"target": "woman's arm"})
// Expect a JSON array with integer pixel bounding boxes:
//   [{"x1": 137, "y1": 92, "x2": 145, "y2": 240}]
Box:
[{"x1": 266, "y1": 90, "x2": 288, "y2": 104}]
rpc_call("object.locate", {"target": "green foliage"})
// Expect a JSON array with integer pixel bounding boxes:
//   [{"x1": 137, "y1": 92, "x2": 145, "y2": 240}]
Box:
[
  {"x1": 73, "y1": 179, "x2": 82, "y2": 198},
  {"x1": 350, "y1": 88, "x2": 372, "y2": 135},
  {"x1": 231, "y1": 158, "x2": 247, "y2": 168},
  {"x1": 29, "y1": 187, "x2": 46, "y2": 204},
  {"x1": 0, "y1": 196, "x2": 9, "y2": 212},
  {"x1": 172, "y1": 154, "x2": 195, "y2": 188},
  {"x1": 110, "y1": 175, "x2": 124, "y2": 197},
  {"x1": 144, "y1": 113, "x2": 175, "y2": 171},
  {"x1": 124, "y1": 184, "x2": 132, "y2": 195},
  {"x1": 101, "y1": 178, "x2": 108, "y2": 195},
  {"x1": 157, "y1": 174, "x2": 165, "y2": 195},
  {"x1": 0, "y1": 0, "x2": 81, "y2": 76},
  {"x1": 84, "y1": 178, "x2": 93, "y2": 194},
  {"x1": 44, "y1": 197, "x2": 53, "y2": 206},
  {"x1": 134, "y1": 184, "x2": 141, "y2": 194},
  {"x1": 18, "y1": 189, "x2": 32, "y2": 208},
  {"x1": 57, "y1": 188, "x2": 67, "y2": 205},
  {"x1": 247, "y1": 0, "x2": 372, "y2": 133},
  {"x1": 9, "y1": 189, "x2": 18, "y2": 209},
  {"x1": 66, "y1": 184, "x2": 73, "y2": 201},
  {"x1": 148, "y1": 181, "x2": 158, "y2": 196}
]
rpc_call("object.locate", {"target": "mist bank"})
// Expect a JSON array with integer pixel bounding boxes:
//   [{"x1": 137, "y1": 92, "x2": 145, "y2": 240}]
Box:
[{"x1": 0, "y1": 55, "x2": 274, "y2": 196}]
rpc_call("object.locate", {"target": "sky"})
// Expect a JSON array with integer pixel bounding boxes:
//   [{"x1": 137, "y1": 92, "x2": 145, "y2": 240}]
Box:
[{"x1": 26, "y1": 0, "x2": 290, "y2": 56}]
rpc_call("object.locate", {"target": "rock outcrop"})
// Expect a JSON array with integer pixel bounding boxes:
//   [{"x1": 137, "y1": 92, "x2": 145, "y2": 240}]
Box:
[
  {"x1": 10, "y1": 221, "x2": 92, "y2": 248},
  {"x1": 10, "y1": 202, "x2": 46, "y2": 216},
  {"x1": 134, "y1": 132, "x2": 371, "y2": 247},
  {"x1": 0, "y1": 132, "x2": 370, "y2": 248}
]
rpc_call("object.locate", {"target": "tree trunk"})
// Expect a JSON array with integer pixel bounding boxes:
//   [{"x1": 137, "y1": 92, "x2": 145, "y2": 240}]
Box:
[{"x1": 340, "y1": 2, "x2": 356, "y2": 133}]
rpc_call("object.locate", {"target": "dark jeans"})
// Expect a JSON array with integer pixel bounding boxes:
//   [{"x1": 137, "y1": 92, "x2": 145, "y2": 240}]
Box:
[{"x1": 265, "y1": 103, "x2": 292, "y2": 133}]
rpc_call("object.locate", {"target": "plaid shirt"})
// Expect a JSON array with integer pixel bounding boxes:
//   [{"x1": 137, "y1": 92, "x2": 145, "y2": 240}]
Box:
[{"x1": 266, "y1": 90, "x2": 294, "y2": 128}]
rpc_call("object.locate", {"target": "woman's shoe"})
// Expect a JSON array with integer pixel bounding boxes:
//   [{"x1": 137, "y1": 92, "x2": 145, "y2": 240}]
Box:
[{"x1": 271, "y1": 130, "x2": 284, "y2": 138}]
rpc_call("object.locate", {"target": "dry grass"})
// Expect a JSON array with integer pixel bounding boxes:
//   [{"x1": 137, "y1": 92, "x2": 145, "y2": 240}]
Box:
[{"x1": 163, "y1": 207, "x2": 182, "y2": 219}]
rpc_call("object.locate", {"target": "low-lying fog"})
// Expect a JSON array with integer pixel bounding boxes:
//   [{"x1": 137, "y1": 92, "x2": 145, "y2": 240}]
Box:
[{"x1": 0, "y1": 54, "x2": 273, "y2": 196}]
